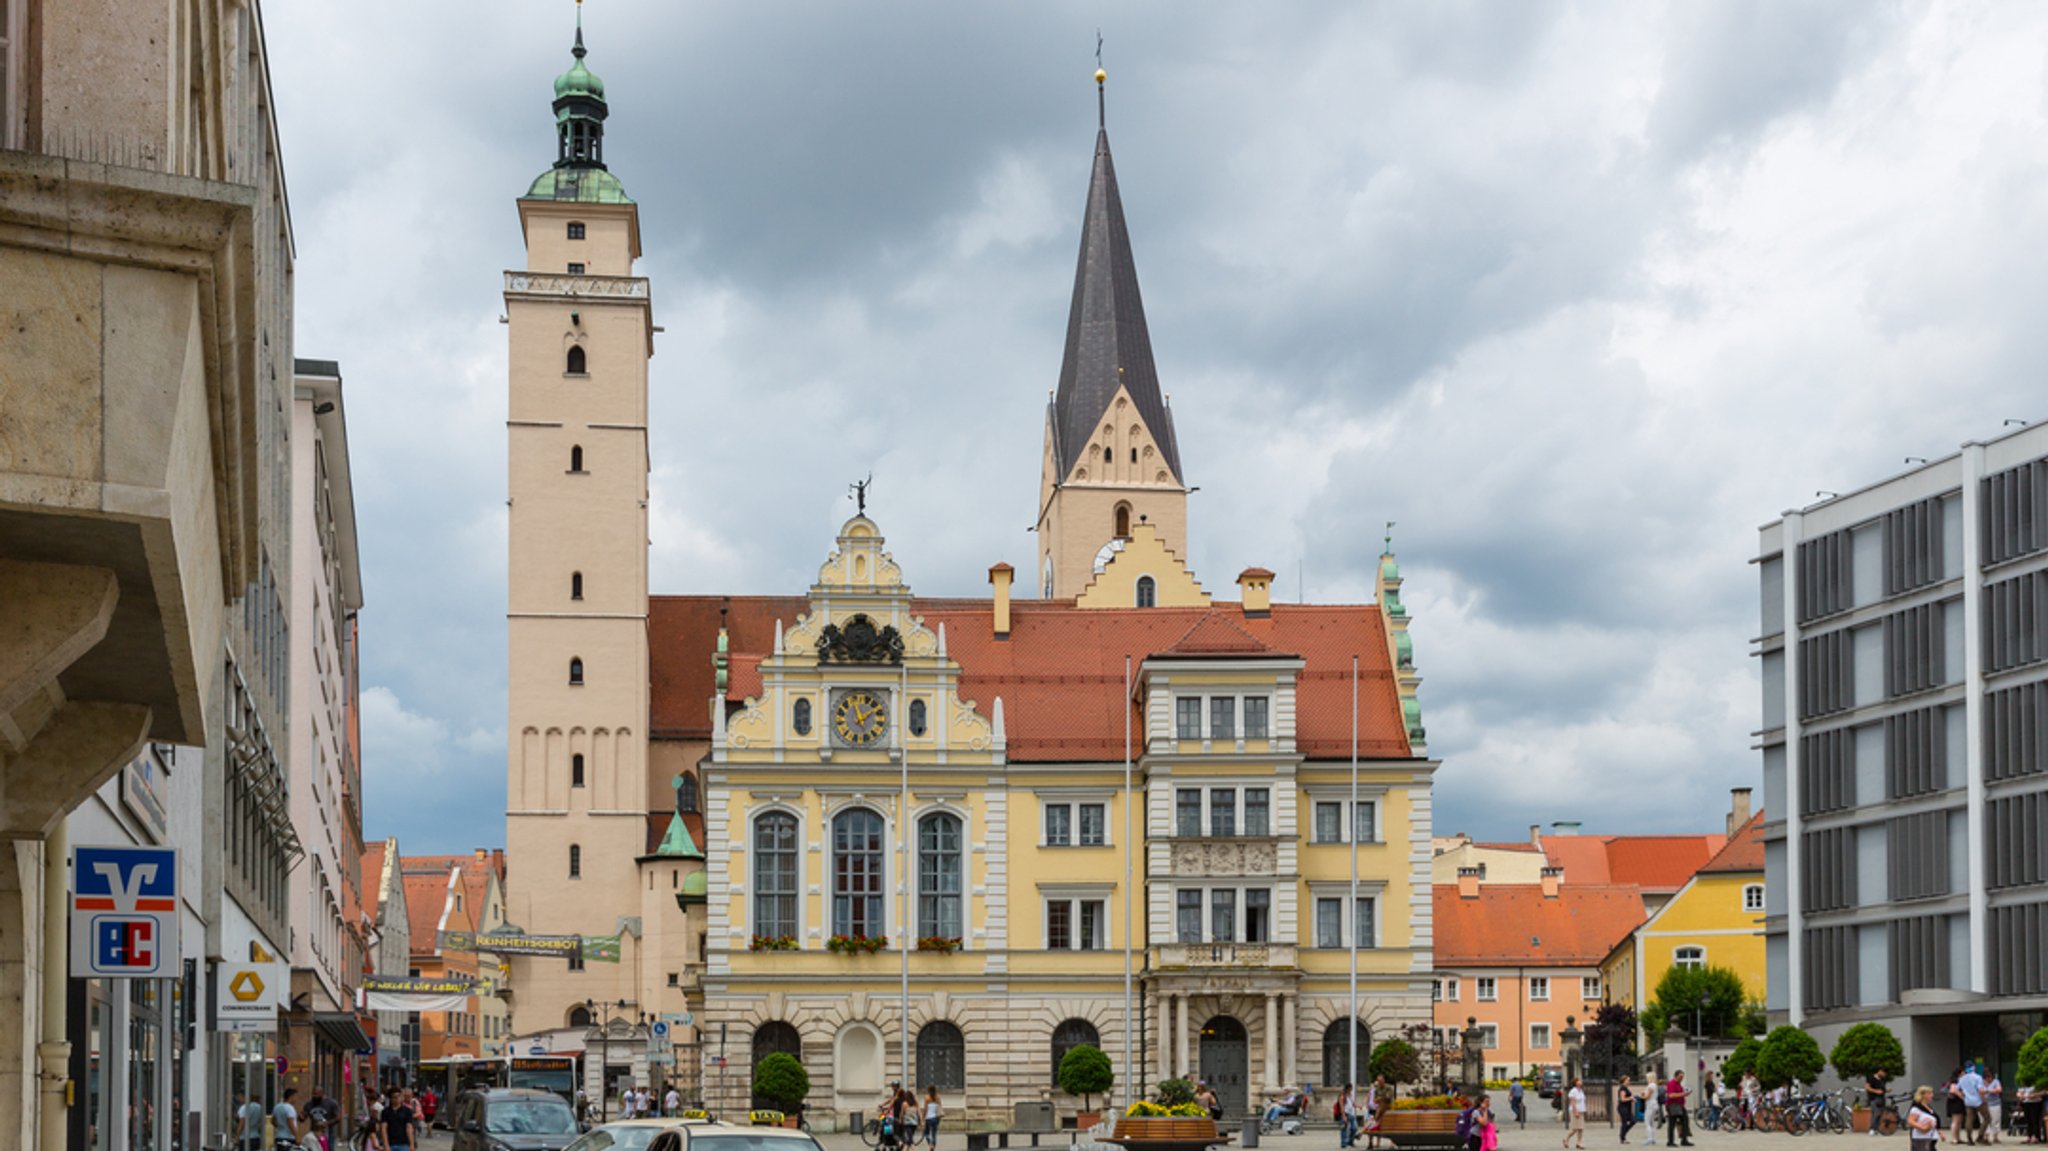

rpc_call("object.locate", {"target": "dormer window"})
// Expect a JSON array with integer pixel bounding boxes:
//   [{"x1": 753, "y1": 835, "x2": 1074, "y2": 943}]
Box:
[{"x1": 567, "y1": 222, "x2": 586, "y2": 240}]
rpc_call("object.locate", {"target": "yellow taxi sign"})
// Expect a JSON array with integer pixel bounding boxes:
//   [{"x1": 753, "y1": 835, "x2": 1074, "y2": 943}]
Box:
[
  {"x1": 682, "y1": 1109, "x2": 711, "y2": 1120},
  {"x1": 748, "y1": 1110, "x2": 786, "y2": 1126}
]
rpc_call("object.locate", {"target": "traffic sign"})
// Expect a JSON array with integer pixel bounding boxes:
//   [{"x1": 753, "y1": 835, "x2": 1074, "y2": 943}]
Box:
[
  {"x1": 652, "y1": 1021, "x2": 669, "y2": 1039},
  {"x1": 217, "y1": 962, "x2": 285, "y2": 1033},
  {"x1": 70, "y1": 845, "x2": 180, "y2": 978}
]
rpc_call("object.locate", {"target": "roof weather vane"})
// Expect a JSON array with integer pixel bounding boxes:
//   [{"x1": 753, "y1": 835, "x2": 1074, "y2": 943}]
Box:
[
  {"x1": 1384, "y1": 521, "x2": 1396, "y2": 553},
  {"x1": 849, "y1": 474, "x2": 873, "y2": 516}
]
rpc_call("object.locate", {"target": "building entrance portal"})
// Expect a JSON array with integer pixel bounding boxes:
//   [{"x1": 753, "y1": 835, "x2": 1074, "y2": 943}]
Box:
[{"x1": 1198, "y1": 1016, "x2": 1248, "y2": 1117}]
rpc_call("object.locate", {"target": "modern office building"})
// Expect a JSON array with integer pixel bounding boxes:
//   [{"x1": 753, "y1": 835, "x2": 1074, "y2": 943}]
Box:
[{"x1": 1756, "y1": 421, "x2": 2048, "y2": 1082}]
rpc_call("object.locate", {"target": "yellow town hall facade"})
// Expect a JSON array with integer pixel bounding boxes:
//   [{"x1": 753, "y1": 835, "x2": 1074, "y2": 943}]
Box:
[{"x1": 503, "y1": 22, "x2": 1437, "y2": 1125}]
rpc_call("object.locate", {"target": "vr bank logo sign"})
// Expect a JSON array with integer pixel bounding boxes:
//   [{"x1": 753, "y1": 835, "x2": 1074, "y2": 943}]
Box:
[{"x1": 70, "y1": 846, "x2": 180, "y2": 978}]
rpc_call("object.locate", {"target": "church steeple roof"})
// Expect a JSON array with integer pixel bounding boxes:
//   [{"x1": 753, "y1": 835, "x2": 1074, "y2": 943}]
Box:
[{"x1": 1050, "y1": 75, "x2": 1183, "y2": 486}]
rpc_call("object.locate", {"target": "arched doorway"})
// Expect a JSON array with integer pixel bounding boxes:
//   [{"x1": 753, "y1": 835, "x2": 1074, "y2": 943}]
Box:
[
  {"x1": 1198, "y1": 1016, "x2": 1248, "y2": 1116},
  {"x1": 752, "y1": 1022, "x2": 803, "y2": 1107},
  {"x1": 1322, "y1": 1018, "x2": 1370, "y2": 1090}
]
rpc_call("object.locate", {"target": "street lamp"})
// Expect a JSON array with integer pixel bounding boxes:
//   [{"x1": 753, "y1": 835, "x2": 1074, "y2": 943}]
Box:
[{"x1": 586, "y1": 998, "x2": 644, "y2": 1122}]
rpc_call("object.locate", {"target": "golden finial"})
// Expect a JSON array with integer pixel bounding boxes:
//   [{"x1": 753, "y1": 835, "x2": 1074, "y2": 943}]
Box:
[
  {"x1": 1095, "y1": 68, "x2": 1107, "y2": 85},
  {"x1": 1095, "y1": 32, "x2": 1107, "y2": 126}
]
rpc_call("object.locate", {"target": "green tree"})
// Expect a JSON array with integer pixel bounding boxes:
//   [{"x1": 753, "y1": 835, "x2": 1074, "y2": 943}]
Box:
[
  {"x1": 1369, "y1": 1039, "x2": 1423, "y2": 1087},
  {"x1": 1583, "y1": 1003, "x2": 1640, "y2": 1080},
  {"x1": 1722, "y1": 1036, "x2": 1763, "y2": 1083},
  {"x1": 1155, "y1": 1078, "x2": 1197, "y2": 1107},
  {"x1": 1058, "y1": 1044, "x2": 1114, "y2": 1113},
  {"x1": 1638, "y1": 964, "x2": 1751, "y2": 1043},
  {"x1": 2018, "y1": 1027, "x2": 2048, "y2": 1091},
  {"x1": 1756, "y1": 1026, "x2": 1825, "y2": 1089},
  {"x1": 1830, "y1": 1023, "x2": 1906, "y2": 1082},
  {"x1": 752, "y1": 1053, "x2": 810, "y2": 1112}
]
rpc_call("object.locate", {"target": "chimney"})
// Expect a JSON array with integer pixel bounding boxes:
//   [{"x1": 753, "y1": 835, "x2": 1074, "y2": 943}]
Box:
[
  {"x1": 1551, "y1": 820, "x2": 1582, "y2": 835},
  {"x1": 1529, "y1": 824, "x2": 1543, "y2": 847},
  {"x1": 474, "y1": 848, "x2": 488, "y2": 861},
  {"x1": 1728, "y1": 786, "x2": 1754, "y2": 835},
  {"x1": 1540, "y1": 866, "x2": 1564, "y2": 898},
  {"x1": 1457, "y1": 866, "x2": 1482, "y2": 899},
  {"x1": 1238, "y1": 567, "x2": 1275, "y2": 618},
  {"x1": 988, "y1": 563, "x2": 1014, "y2": 639}
]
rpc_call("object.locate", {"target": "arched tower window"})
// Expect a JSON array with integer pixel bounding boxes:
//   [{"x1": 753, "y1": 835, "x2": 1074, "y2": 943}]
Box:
[
  {"x1": 568, "y1": 657, "x2": 584, "y2": 685},
  {"x1": 1136, "y1": 576, "x2": 1157, "y2": 608},
  {"x1": 793, "y1": 699, "x2": 813, "y2": 736},
  {"x1": 566, "y1": 345, "x2": 587, "y2": 374},
  {"x1": 571, "y1": 571, "x2": 584, "y2": 600},
  {"x1": 1114, "y1": 504, "x2": 1132, "y2": 538},
  {"x1": 676, "y1": 773, "x2": 699, "y2": 813},
  {"x1": 568, "y1": 844, "x2": 582, "y2": 879},
  {"x1": 571, "y1": 753, "x2": 585, "y2": 788},
  {"x1": 1104, "y1": 445, "x2": 1114, "y2": 464},
  {"x1": 570, "y1": 445, "x2": 584, "y2": 472}
]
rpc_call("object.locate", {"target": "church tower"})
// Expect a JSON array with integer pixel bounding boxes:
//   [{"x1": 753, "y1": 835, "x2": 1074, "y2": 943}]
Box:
[
  {"x1": 1035, "y1": 70, "x2": 1189, "y2": 600},
  {"x1": 503, "y1": 10, "x2": 656, "y2": 1042}
]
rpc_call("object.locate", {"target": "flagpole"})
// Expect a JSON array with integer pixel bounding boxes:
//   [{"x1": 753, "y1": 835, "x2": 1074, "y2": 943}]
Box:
[
  {"x1": 1123, "y1": 654, "x2": 1134, "y2": 1111},
  {"x1": 901, "y1": 655, "x2": 911, "y2": 1086},
  {"x1": 1349, "y1": 654, "x2": 1360, "y2": 1088}
]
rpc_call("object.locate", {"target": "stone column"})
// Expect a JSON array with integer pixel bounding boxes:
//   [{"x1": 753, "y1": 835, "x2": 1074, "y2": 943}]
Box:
[
  {"x1": 1281, "y1": 996, "x2": 1296, "y2": 1089},
  {"x1": 1176, "y1": 995, "x2": 1190, "y2": 1080},
  {"x1": 1264, "y1": 994, "x2": 1280, "y2": 1093},
  {"x1": 1158, "y1": 994, "x2": 1174, "y2": 1081}
]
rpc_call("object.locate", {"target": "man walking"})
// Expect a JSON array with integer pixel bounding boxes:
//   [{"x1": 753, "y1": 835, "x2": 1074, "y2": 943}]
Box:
[
  {"x1": 1961, "y1": 1064, "x2": 1989, "y2": 1144},
  {"x1": 1664, "y1": 1071, "x2": 1694, "y2": 1148},
  {"x1": 1868, "y1": 1068, "x2": 1893, "y2": 1138},
  {"x1": 1509, "y1": 1080, "x2": 1525, "y2": 1129}
]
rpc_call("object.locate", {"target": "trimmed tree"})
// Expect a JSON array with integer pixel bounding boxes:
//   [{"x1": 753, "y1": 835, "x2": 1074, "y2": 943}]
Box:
[
  {"x1": 752, "y1": 1052, "x2": 809, "y2": 1112},
  {"x1": 1369, "y1": 1039, "x2": 1424, "y2": 1088},
  {"x1": 2018, "y1": 1027, "x2": 2048, "y2": 1090},
  {"x1": 1756, "y1": 1025, "x2": 1825, "y2": 1089},
  {"x1": 1830, "y1": 1023, "x2": 1906, "y2": 1083},
  {"x1": 1722, "y1": 1036, "x2": 1764, "y2": 1083},
  {"x1": 1155, "y1": 1078, "x2": 1197, "y2": 1107},
  {"x1": 1638, "y1": 964, "x2": 1751, "y2": 1043},
  {"x1": 1058, "y1": 1043, "x2": 1114, "y2": 1114}
]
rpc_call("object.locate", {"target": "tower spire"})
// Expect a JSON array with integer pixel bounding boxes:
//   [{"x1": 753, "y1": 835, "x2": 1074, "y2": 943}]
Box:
[
  {"x1": 1095, "y1": 32, "x2": 1106, "y2": 128},
  {"x1": 551, "y1": 0, "x2": 609, "y2": 171}
]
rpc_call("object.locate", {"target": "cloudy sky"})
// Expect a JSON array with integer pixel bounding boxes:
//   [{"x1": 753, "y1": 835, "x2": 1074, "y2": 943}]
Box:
[{"x1": 268, "y1": 2, "x2": 2048, "y2": 854}]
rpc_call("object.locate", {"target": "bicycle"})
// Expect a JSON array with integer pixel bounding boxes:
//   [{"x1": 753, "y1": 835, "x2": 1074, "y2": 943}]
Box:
[{"x1": 1865, "y1": 1093, "x2": 1904, "y2": 1136}]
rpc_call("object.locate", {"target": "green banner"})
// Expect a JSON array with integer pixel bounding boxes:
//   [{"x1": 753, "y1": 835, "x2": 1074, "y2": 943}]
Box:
[
  {"x1": 439, "y1": 930, "x2": 582, "y2": 959},
  {"x1": 580, "y1": 934, "x2": 621, "y2": 963}
]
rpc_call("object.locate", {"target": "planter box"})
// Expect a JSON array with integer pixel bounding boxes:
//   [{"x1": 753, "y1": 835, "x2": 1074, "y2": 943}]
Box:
[
  {"x1": 1107, "y1": 1116, "x2": 1229, "y2": 1150},
  {"x1": 1376, "y1": 1110, "x2": 1464, "y2": 1150},
  {"x1": 1852, "y1": 1111, "x2": 1870, "y2": 1133}
]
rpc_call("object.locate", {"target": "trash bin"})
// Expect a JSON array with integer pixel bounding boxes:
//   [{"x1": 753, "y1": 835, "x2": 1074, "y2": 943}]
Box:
[
  {"x1": 1015, "y1": 1101, "x2": 1056, "y2": 1132},
  {"x1": 850, "y1": 1111, "x2": 864, "y2": 1136},
  {"x1": 1243, "y1": 1117, "x2": 1261, "y2": 1148}
]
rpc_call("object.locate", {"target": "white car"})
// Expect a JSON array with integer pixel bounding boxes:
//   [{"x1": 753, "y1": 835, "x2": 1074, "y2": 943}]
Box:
[{"x1": 563, "y1": 1119, "x2": 695, "y2": 1151}]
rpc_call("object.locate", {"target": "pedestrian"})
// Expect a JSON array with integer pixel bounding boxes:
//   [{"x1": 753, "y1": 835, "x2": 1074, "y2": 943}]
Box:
[
  {"x1": 1664, "y1": 1070, "x2": 1693, "y2": 1147},
  {"x1": 1914, "y1": 1087, "x2": 1945, "y2": 1151},
  {"x1": 1337, "y1": 1084, "x2": 1357, "y2": 1149},
  {"x1": 2017, "y1": 1081, "x2": 2045, "y2": 1144},
  {"x1": 1962, "y1": 1063, "x2": 1990, "y2": 1145},
  {"x1": 420, "y1": 1087, "x2": 439, "y2": 1130},
  {"x1": 1949, "y1": 1069, "x2": 1969, "y2": 1144},
  {"x1": 306, "y1": 1088, "x2": 337, "y2": 1151},
  {"x1": 235, "y1": 1091, "x2": 265, "y2": 1151},
  {"x1": 1199, "y1": 1082, "x2": 1222, "y2": 1121},
  {"x1": 274, "y1": 1087, "x2": 303, "y2": 1145},
  {"x1": 925, "y1": 1085, "x2": 943, "y2": 1147},
  {"x1": 1640, "y1": 1079, "x2": 1656, "y2": 1148},
  {"x1": 1510, "y1": 1079, "x2": 1527, "y2": 1128},
  {"x1": 1565, "y1": 1077, "x2": 1587, "y2": 1150},
  {"x1": 1619, "y1": 1077, "x2": 1639, "y2": 1144},
  {"x1": 576, "y1": 1086, "x2": 590, "y2": 1125},
  {"x1": 1988, "y1": 1071, "x2": 2005, "y2": 1144},
  {"x1": 382, "y1": 1089, "x2": 420, "y2": 1151},
  {"x1": 1869, "y1": 1069, "x2": 1895, "y2": 1139},
  {"x1": 1478, "y1": 1096, "x2": 1499, "y2": 1151}
]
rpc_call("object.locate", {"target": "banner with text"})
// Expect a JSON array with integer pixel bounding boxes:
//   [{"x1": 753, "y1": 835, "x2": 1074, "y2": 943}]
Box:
[
  {"x1": 580, "y1": 933, "x2": 621, "y2": 963},
  {"x1": 438, "y1": 930, "x2": 582, "y2": 959},
  {"x1": 359, "y1": 974, "x2": 480, "y2": 1013}
]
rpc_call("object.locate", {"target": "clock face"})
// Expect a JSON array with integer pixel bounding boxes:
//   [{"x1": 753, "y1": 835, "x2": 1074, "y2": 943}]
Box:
[{"x1": 832, "y1": 690, "x2": 889, "y2": 747}]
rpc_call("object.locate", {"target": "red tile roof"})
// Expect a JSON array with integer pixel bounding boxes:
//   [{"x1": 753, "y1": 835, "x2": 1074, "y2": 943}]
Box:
[
  {"x1": 403, "y1": 870, "x2": 455, "y2": 953},
  {"x1": 361, "y1": 841, "x2": 388, "y2": 913},
  {"x1": 1162, "y1": 610, "x2": 1282, "y2": 657},
  {"x1": 1433, "y1": 883, "x2": 1648, "y2": 966},
  {"x1": 1698, "y1": 811, "x2": 1766, "y2": 874},
  {"x1": 404, "y1": 853, "x2": 503, "y2": 926},
  {"x1": 1541, "y1": 833, "x2": 1726, "y2": 891},
  {"x1": 649, "y1": 596, "x2": 1411, "y2": 762}
]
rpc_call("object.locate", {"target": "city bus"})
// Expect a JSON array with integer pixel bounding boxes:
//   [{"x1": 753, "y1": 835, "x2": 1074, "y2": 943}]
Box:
[{"x1": 509, "y1": 1055, "x2": 581, "y2": 1103}]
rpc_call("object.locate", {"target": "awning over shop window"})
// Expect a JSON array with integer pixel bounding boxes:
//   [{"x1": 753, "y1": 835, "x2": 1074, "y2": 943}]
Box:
[{"x1": 313, "y1": 1013, "x2": 374, "y2": 1051}]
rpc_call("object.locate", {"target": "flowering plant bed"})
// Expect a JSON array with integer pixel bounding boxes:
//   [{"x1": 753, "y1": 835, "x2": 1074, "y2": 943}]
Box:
[
  {"x1": 1124, "y1": 1103, "x2": 1211, "y2": 1118},
  {"x1": 826, "y1": 933, "x2": 888, "y2": 954},
  {"x1": 915, "y1": 936, "x2": 963, "y2": 953},
  {"x1": 749, "y1": 935, "x2": 798, "y2": 952},
  {"x1": 1105, "y1": 1115, "x2": 1230, "y2": 1151}
]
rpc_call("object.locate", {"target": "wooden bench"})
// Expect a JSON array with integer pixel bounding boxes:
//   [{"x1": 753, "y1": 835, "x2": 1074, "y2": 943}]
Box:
[{"x1": 1372, "y1": 1111, "x2": 1465, "y2": 1150}]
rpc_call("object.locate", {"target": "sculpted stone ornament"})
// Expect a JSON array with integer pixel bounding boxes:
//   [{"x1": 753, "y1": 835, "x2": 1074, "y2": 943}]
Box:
[{"x1": 816, "y1": 613, "x2": 904, "y2": 665}]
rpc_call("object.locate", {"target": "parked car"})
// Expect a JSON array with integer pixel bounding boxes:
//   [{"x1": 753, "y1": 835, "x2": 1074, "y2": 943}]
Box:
[
  {"x1": 450, "y1": 1087, "x2": 584, "y2": 1151},
  {"x1": 646, "y1": 1120, "x2": 826, "y2": 1151},
  {"x1": 1537, "y1": 1070, "x2": 1563, "y2": 1099},
  {"x1": 564, "y1": 1119, "x2": 697, "y2": 1151}
]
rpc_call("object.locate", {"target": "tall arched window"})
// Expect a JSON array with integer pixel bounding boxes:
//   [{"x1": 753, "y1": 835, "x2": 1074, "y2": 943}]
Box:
[
  {"x1": 570, "y1": 445, "x2": 584, "y2": 471},
  {"x1": 1114, "y1": 504, "x2": 1132, "y2": 538},
  {"x1": 568, "y1": 657, "x2": 584, "y2": 685},
  {"x1": 571, "y1": 753, "x2": 585, "y2": 788},
  {"x1": 566, "y1": 345, "x2": 587, "y2": 374},
  {"x1": 918, "y1": 812, "x2": 963, "y2": 941},
  {"x1": 751, "y1": 1021, "x2": 802, "y2": 1072},
  {"x1": 1104, "y1": 445, "x2": 1114, "y2": 464},
  {"x1": 571, "y1": 571, "x2": 584, "y2": 600},
  {"x1": 1322, "y1": 1018, "x2": 1369, "y2": 1088},
  {"x1": 753, "y1": 812, "x2": 799, "y2": 941},
  {"x1": 1051, "y1": 1019, "x2": 1100, "y2": 1082},
  {"x1": 676, "y1": 773, "x2": 699, "y2": 813},
  {"x1": 917, "y1": 1021, "x2": 966, "y2": 1091},
  {"x1": 1136, "y1": 576, "x2": 1157, "y2": 608},
  {"x1": 568, "y1": 1005, "x2": 592, "y2": 1028},
  {"x1": 831, "y1": 808, "x2": 886, "y2": 938},
  {"x1": 568, "y1": 844, "x2": 581, "y2": 879}
]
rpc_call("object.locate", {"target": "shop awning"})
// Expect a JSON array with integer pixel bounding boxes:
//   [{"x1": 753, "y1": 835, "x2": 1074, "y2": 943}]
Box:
[{"x1": 313, "y1": 1013, "x2": 374, "y2": 1052}]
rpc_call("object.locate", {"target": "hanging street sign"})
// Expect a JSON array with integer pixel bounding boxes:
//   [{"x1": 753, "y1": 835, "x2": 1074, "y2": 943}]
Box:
[
  {"x1": 216, "y1": 962, "x2": 287, "y2": 1033},
  {"x1": 70, "y1": 845, "x2": 180, "y2": 978},
  {"x1": 437, "y1": 930, "x2": 582, "y2": 958}
]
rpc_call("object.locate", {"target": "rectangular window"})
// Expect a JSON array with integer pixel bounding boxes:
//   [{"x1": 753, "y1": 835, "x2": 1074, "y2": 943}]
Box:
[
  {"x1": 567, "y1": 222, "x2": 586, "y2": 240},
  {"x1": 1355, "y1": 896, "x2": 1376, "y2": 948},
  {"x1": 1210, "y1": 787, "x2": 1237, "y2": 837},
  {"x1": 1582, "y1": 976, "x2": 1602, "y2": 1000},
  {"x1": 1314, "y1": 802, "x2": 1342, "y2": 843},
  {"x1": 1176, "y1": 697, "x2": 1203, "y2": 739},
  {"x1": 1079, "y1": 900, "x2": 1105, "y2": 951},
  {"x1": 1078, "y1": 803, "x2": 1107, "y2": 846},
  {"x1": 1444, "y1": 977, "x2": 1460, "y2": 1002},
  {"x1": 1528, "y1": 976, "x2": 1550, "y2": 1001},
  {"x1": 1476, "y1": 1025, "x2": 1499, "y2": 1050},
  {"x1": 1354, "y1": 800, "x2": 1378, "y2": 843},
  {"x1": 1047, "y1": 900, "x2": 1072, "y2": 950},
  {"x1": 1176, "y1": 789, "x2": 1202, "y2": 837},
  {"x1": 1244, "y1": 697, "x2": 1269, "y2": 738},
  {"x1": 1432, "y1": 980, "x2": 1443, "y2": 1002},
  {"x1": 1530, "y1": 1023, "x2": 1552, "y2": 1050},
  {"x1": 1316, "y1": 898, "x2": 1341, "y2": 949},
  {"x1": 1245, "y1": 889, "x2": 1271, "y2": 942},
  {"x1": 1243, "y1": 788, "x2": 1270, "y2": 836},
  {"x1": 1210, "y1": 696, "x2": 1236, "y2": 739},
  {"x1": 1044, "y1": 803, "x2": 1072, "y2": 846},
  {"x1": 567, "y1": 262, "x2": 586, "y2": 275},
  {"x1": 1211, "y1": 889, "x2": 1237, "y2": 943},
  {"x1": 1177, "y1": 890, "x2": 1203, "y2": 943},
  {"x1": 1476, "y1": 977, "x2": 1498, "y2": 1001}
]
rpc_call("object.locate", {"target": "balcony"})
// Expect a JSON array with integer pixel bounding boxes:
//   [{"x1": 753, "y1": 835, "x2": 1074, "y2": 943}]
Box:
[{"x1": 1154, "y1": 942, "x2": 1297, "y2": 969}]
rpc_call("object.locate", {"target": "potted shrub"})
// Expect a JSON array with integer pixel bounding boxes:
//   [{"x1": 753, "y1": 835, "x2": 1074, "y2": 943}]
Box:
[
  {"x1": 753, "y1": 1052, "x2": 809, "y2": 1123},
  {"x1": 1756, "y1": 1025, "x2": 1825, "y2": 1092},
  {"x1": 1058, "y1": 1043, "x2": 1114, "y2": 1130},
  {"x1": 1830, "y1": 1023, "x2": 1905, "y2": 1132},
  {"x1": 1117, "y1": 1080, "x2": 1217, "y2": 1146}
]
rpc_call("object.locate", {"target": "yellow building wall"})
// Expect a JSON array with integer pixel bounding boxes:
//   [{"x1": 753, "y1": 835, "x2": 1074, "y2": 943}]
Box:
[
  {"x1": 1073, "y1": 522, "x2": 1209, "y2": 609},
  {"x1": 1632, "y1": 872, "x2": 1767, "y2": 1005}
]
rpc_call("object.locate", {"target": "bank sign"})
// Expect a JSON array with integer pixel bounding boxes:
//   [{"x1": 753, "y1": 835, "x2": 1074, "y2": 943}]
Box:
[{"x1": 70, "y1": 845, "x2": 180, "y2": 978}]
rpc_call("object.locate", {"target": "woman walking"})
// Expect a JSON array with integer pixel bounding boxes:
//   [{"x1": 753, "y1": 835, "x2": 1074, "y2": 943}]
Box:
[
  {"x1": 923, "y1": 1086, "x2": 943, "y2": 1148},
  {"x1": 1914, "y1": 1087, "x2": 1945, "y2": 1151},
  {"x1": 1619, "y1": 1078, "x2": 1639, "y2": 1145},
  {"x1": 1948, "y1": 1070, "x2": 1968, "y2": 1144}
]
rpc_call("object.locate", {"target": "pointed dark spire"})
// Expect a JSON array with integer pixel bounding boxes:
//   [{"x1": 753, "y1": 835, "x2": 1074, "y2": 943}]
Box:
[{"x1": 1050, "y1": 70, "x2": 1183, "y2": 486}]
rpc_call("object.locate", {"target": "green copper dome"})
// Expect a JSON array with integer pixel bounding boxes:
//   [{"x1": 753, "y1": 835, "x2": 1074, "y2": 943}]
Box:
[
  {"x1": 524, "y1": 166, "x2": 633, "y2": 204},
  {"x1": 555, "y1": 55, "x2": 604, "y2": 102},
  {"x1": 681, "y1": 870, "x2": 707, "y2": 897},
  {"x1": 1381, "y1": 555, "x2": 1400, "y2": 581}
]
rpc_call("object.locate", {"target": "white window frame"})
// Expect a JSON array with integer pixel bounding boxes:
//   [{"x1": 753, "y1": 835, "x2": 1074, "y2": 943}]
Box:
[
  {"x1": 1743, "y1": 883, "x2": 1765, "y2": 912},
  {"x1": 1582, "y1": 976, "x2": 1602, "y2": 1001},
  {"x1": 1475, "y1": 1024, "x2": 1499, "y2": 1050},
  {"x1": 1308, "y1": 883, "x2": 1383, "y2": 949},
  {"x1": 1674, "y1": 945, "x2": 1706, "y2": 969},
  {"x1": 1040, "y1": 883, "x2": 1114, "y2": 951},
  {"x1": 1306, "y1": 787, "x2": 1387, "y2": 844},
  {"x1": 1476, "y1": 976, "x2": 1498, "y2": 1002},
  {"x1": 1178, "y1": 884, "x2": 1276, "y2": 944},
  {"x1": 1528, "y1": 976, "x2": 1550, "y2": 1002},
  {"x1": 1529, "y1": 1023, "x2": 1552, "y2": 1050},
  {"x1": 1444, "y1": 977, "x2": 1460, "y2": 1002},
  {"x1": 1172, "y1": 785, "x2": 1269, "y2": 839},
  {"x1": 1041, "y1": 793, "x2": 1112, "y2": 847}
]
